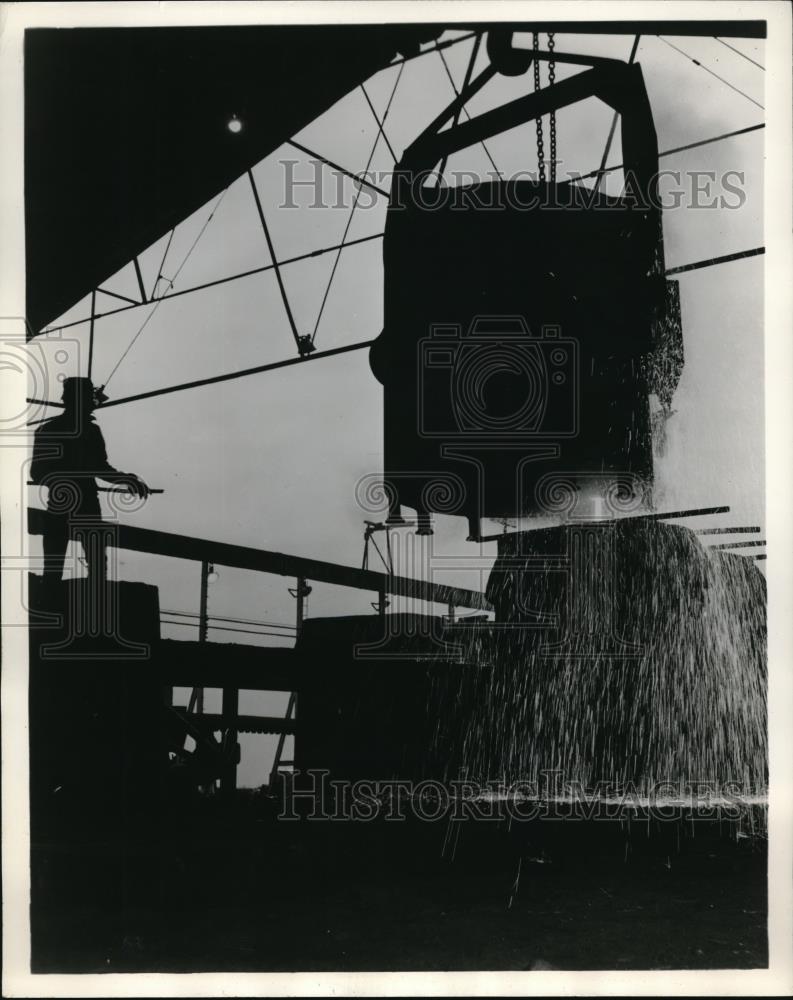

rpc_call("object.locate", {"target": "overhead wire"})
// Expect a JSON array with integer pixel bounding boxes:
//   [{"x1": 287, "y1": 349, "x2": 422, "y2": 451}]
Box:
[
  {"x1": 161, "y1": 620, "x2": 295, "y2": 639},
  {"x1": 576, "y1": 122, "x2": 764, "y2": 183},
  {"x1": 29, "y1": 241, "x2": 767, "y2": 417},
  {"x1": 287, "y1": 140, "x2": 390, "y2": 198},
  {"x1": 162, "y1": 608, "x2": 297, "y2": 630},
  {"x1": 102, "y1": 188, "x2": 229, "y2": 388},
  {"x1": 40, "y1": 122, "x2": 765, "y2": 347},
  {"x1": 713, "y1": 36, "x2": 764, "y2": 71},
  {"x1": 152, "y1": 227, "x2": 176, "y2": 298},
  {"x1": 28, "y1": 230, "x2": 749, "y2": 414},
  {"x1": 31, "y1": 31, "x2": 767, "y2": 413},
  {"x1": 436, "y1": 36, "x2": 500, "y2": 178},
  {"x1": 310, "y1": 61, "x2": 405, "y2": 345},
  {"x1": 38, "y1": 120, "x2": 765, "y2": 336},
  {"x1": 360, "y1": 84, "x2": 398, "y2": 162},
  {"x1": 39, "y1": 232, "x2": 387, "y2": 336},
  {"x1": 437, "y1": 32, "x2": 484, "y2": 180},
  {"x1": 388, "y1": 31, "x2": 478, "y2": 68},
  {"x1": 656, "y1": 36, "x2": 764, "y2": 109}
]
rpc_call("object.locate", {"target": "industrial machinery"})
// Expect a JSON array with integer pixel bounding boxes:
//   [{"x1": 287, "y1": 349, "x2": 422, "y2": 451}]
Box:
[
  {"x1": 370, "y1": 33, "x2": 683, "y2": 538},
  {"x1": 21, "y1": 21, "x2": 768, "y2": 973}
]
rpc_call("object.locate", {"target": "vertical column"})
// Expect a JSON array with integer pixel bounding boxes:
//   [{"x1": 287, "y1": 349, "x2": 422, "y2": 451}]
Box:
[
  {"x1": 87, "y1": 289, "x2": 96, "y2": 380},
  {"x1": 220, "y1": 685, "x2": 239, "y2": 797},
  {"x1": 197, "y1": 560, "x2": 209, "y2": 714},
  {"x1": 199, "y1": 560, "x2": 209, "y2": 642},
  {"x1": 292, "y1": 576, "x2": 311, "y2": 637},
  {"x1": 295, "y1": 576, "x2": 306, "y2": 634}
]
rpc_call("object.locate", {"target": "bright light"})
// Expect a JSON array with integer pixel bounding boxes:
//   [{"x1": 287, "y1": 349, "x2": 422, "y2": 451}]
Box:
[{"x1": 227, "y1": 115, "x2": 242, "y2": 134}]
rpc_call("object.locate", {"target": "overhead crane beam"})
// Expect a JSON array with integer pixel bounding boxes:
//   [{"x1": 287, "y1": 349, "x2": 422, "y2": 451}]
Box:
[{"x1": 457, "y1": 22, "x2": 766, "y2": 39}]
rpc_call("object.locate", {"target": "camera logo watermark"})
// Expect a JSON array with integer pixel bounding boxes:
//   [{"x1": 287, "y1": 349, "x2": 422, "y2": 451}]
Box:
[{"x1": 418, "y1": 316, "x2": 578, "y2": 440}]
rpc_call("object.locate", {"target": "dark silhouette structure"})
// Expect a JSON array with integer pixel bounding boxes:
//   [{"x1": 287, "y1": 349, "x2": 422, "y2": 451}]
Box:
[
  {"x1": 24, "y1": 25, "x2": 444, "y2": 334},
  {"x1": 31, "y1": 377, "x2": 150, "y2": 579},
  {"x1": 22, "y1": 21, "x2": 767, "y2": 976},
  {"x1": 370, "y1": 54, "x2": 683, "y2": 537},
  {"x1": 24, "y1": 22, "x2": 762, "y2": 338},
  {"x1": 294, "y1": 521, "x2": 767, "y2": 796}
]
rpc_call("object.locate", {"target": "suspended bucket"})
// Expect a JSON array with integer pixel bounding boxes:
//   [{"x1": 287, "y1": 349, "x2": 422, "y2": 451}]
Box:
[{"x1": 370, "y1": 46, "x2": 682, "y2": 537}]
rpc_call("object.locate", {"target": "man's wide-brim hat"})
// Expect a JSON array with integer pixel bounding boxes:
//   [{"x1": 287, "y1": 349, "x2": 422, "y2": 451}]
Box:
[{"x1": 60, "y1": 377, "x2": 108, "y2": 405}]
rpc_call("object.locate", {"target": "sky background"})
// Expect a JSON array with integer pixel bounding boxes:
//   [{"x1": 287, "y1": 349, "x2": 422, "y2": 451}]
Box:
[{"x1": 26, "y1": 28, "x2": 766, "y2": 785}]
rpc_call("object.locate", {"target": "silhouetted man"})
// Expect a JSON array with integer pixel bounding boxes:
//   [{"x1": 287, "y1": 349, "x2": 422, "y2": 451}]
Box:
[{"x1": 31, "y1": 377, "x2": 150, "y2": 581}]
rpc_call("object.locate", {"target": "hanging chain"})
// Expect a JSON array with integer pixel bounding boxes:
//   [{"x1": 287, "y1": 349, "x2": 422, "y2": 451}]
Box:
[
  {"x1": 548, "y1": 32, "x2": 557, "y2": 184},
  {"x1": 532, "y1": 32, "x2": 546, "y2": 184}
]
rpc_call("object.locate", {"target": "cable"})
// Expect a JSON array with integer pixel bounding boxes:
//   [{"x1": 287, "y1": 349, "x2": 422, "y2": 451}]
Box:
[
  {"x1": 162, "y1": 608, "x2": 297, "y2": 630},
  {"x1": 28, "y1": 239, "x2": 765, "y2": 416},
  {"x1": 657, "y1": 36, "x2": 764, "y2": 109},
  {"x1": 437, "y1": 32, "x2": 483, "y2": 179},
  {"x1": 360, "y1": 83, "x2": 398, "y2": 162},
  {"x1": 436, "y1": 40, "x2": 500, "y2": 178},
  {"x1": 32, "y1": 34, "x2": 766, "y2": 415},
  {"x1": 103, "y1": 188, "x2": 228, "y2": 388},
  {"x1": 161, "y1": 620, "x2": 295, "y2": 639},
  {"x1": 42, "y1": 117, "x2": 763, "y2": 340},
  {"x1": 42, "y1": 116, "x2": 763, "y2": 342},
  {"x1": 39, "y1": 231, "x2": 386, "y2": 336},
  {"x1": 576, "y1": 122, "x2": 764, "y2": 182},
  {"x1": 152, "y1": 227, "x2": 176, "y2": 298},
  {"x1": 311, "y1": 62, "x2": 404, "y2": 344},
  {"x1": 654, "y1": 122, "x2": 764, "y2": 160},
  {"x1": 388, "y1": 32, "x2": 478, "y2": 68},
  {"x1": 713, "y1": 36, "x2": 764, "y2": 71},
  {"x1": 287, "y1": 140, "x2": 390, "y2": 198}
]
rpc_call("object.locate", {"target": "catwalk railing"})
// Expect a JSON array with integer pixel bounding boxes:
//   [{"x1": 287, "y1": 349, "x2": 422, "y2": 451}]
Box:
[
  {"x1": 28, "y1": 506, "x2": 494, "y2": 790},
  {"x1": 27, "y1": 507, "x2": 494, "y2": 634}
]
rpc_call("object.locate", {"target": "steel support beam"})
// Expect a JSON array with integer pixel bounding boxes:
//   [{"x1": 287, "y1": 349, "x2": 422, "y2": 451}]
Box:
[
  {"x1": 133, "y1": 256, "x2": 148, "y2": 304},
  {"x1": 247, "y1": 168, "x2": 302, "y2": 352},
  {"x1": 95, "y1": 340, "x2": 375, "y2": 409},
  {"x1": 666, "y1": 247, "x2": 765, "y2": 275},
  {"x1": 453, "y1": 22, "x2": 766, "y2": 39},
  {"x1": 477, "y1": 506, "x2": 732, "y2": 543},
  {"x1": 28, "y1": 507, "x2": 494, "y2": 611},
  {"x1": 220, "y1": 686, "x2": 239, "y2": 796},
  {"x1": 711, "y1": 540, "x2": 766, "y2": 550},
  {"x1": 87, "y1": 289, "x2": 96, "y2": 380}
]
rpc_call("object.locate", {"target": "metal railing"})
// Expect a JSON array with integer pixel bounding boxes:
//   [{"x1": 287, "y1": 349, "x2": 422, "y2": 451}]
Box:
[
  {"x1": 27, "y1": 507, "x2": 493, "y2": 625},
  {"x1": 28, "y1": 506, "x2": 493, "y2": 790}
]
